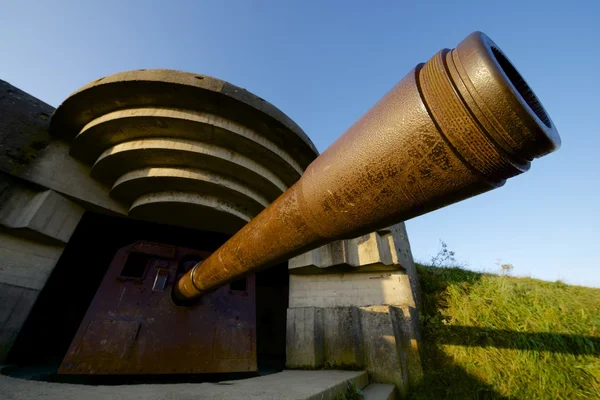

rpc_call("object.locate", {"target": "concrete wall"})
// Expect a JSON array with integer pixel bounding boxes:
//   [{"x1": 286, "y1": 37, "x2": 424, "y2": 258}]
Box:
[
  {"x1": 289, "y1": 272, "x2": 416, "y2": 309},
  {"x1": 0, "y1": 80, "x2": 93, "y2": 362},
  {"x1": 0, "y1": 178, "x2": 84, "y2": 361},
  {"x1": 286, "y1": 224, "x2": 422, "y2": 396},
  {"x1": 0, "y1": 233, "x2": 63, "y2": 361},
  {"x1": 0, "y1": 79, "x2": 125, "y2": 215}
]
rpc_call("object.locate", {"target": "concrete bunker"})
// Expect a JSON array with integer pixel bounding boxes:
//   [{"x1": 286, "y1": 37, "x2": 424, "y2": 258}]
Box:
[
  {"x1": 1, "y1": 70, "x2": 318, "y2": 382},
  {"x1": 1, "y1": 31, "x2": 559, "y2": 397},
  {"x1": 0, "y1": 70, "x2": 422, "y2": 391}
]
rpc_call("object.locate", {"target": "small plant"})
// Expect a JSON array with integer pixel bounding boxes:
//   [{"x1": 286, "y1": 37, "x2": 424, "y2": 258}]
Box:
[
  {"x1": 335, "y1": 381, "x2": 364, "y2": 400},
  {"x1": 430, "y1": 240, "x2": 458, "y2": 268},
  {"x1": 495, "y1": 259, "x2": 515, "y2": 275},
  {"x1": 500, "y1": 263, "x2": 514, "y2": 275}
]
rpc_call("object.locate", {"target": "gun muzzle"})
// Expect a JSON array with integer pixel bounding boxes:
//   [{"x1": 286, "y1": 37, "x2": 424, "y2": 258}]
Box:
[{"x1": 174, "y1": 31, "x2": 560, "y2": 303}]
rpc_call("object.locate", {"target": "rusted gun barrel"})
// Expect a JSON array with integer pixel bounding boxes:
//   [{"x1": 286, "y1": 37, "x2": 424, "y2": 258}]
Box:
[{"x1": 175, "y1": 31, "x2": 561, "y2": 302}]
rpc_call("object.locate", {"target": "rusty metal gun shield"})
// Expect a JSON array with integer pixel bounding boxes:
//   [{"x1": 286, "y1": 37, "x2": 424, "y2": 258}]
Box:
[{"x1": 59, "y1": 241, "x2": 256, "y2": 375}]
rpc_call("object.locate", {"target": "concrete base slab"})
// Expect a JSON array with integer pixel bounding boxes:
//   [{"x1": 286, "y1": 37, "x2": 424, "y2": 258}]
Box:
[
  {"x1": 362, "y1": 383, "x2": 396, "y2": 400},
  {"x1": 0, "y1": 370, "x2": 368, "y2": 400}
]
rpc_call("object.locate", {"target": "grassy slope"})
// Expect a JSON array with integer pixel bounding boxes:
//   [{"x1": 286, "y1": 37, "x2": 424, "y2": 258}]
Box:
[{"x1": 408, "y1": 265, "x2": 600, "y2": 399}]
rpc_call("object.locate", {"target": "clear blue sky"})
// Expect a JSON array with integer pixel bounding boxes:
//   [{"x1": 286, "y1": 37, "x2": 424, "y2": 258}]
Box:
[{"x1": 2, "y1": 1, "x2": 599, "y2": 287}]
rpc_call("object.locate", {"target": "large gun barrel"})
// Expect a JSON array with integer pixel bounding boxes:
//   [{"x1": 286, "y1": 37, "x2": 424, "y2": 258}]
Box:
[{"x1": 175, "y1": 31, "x2": 561, "y2": 302}]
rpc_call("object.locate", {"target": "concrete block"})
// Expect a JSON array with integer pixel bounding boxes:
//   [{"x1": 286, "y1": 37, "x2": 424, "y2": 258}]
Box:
[
  {"x1": 0, "y1": 231, "x2": 63, "y2": 290},
  {"x1": 289, "y1": 222, "x2": 413, "y2": 274},
  {"x1": 390, "y1": 306, "x2": 423, "y2": 388},
  {"x1": 16, "y1": 140, "x2": 126, "y2": 214},
  {"x1": 362, "y1": 383, "x2": 397, "y2": 400},
  {"x1": 358, "y1": 306, "x2": 408, "y2": 396},
  {"x1": 387, "y1": 224, "x2": 420, "y2": 310},
  {"x1": 289, "y1": 271, "x2": 415, "y2": 308},
  {"x1": 286, "y1": 305, "x2": 423, "y2": 394},
  {"x1": 0, "y1": 282, "x2": 40, "y2": 362},
  {"x1": 322, "y1": 307, "x2": 364, "y2": 368},
  {"x1": 347, "y1": 231, "x2": 395, "y2": 267},
  {"x1": 383, "y1": 224, "x2": 412, "y2": 270},
  {"x1": 0, "y1": 184, "x2": 84, "y2": 244},
  {"x1": 286, "y1": 307, "x2": 324, "y2": 368},
  {"x1": 286, "y1": 222, "x2": 422, "y2": 393}
]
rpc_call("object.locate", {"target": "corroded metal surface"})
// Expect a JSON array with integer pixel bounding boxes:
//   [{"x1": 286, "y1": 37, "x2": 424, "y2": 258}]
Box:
[
  {"x1": 175, "y1": 31, "x2": 561, "y2": 301},
  {"x1": 59, "y1": 241, "x2": 256, "y2": 374},
  {"x1": 49, "y1": 70, "x2": 319, "y2": 234}
]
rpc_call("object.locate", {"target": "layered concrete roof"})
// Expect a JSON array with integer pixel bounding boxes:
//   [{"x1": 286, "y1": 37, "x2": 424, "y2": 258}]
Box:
[{"x1": 50, "y1": 70, "x2": 319, "y2": 233}]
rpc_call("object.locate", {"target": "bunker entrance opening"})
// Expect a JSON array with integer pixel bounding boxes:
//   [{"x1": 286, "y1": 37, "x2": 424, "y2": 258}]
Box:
[{"x1": 4, "y1": 212, "x2": 289, "y2": 385}]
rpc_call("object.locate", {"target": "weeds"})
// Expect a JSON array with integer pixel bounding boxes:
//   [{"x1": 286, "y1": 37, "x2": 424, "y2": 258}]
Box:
[
  {"x1": 335, "y1": 381, "x2": 364, "y2": 400},
  {"x1": 430, "y1": 240, "x2": 461, "y2": 268}
]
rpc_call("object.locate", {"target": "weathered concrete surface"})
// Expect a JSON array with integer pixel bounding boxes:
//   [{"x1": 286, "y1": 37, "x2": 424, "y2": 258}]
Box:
[
  {"x1": 0, "y1": 80, "x2": 125, "y2": 215},
  {"x1": 0, "y1": 232, "x2": 64, "y2": 362},
  {"x1": 362, "y1": 383, "x2": 397, "y2": 400},
  {"x1": 286, "y1": 223, "x2": 422, "y2": 394},
  {"x1": 112, "y1": 167, "x2": 270, "y2": 214},
  {"x1": 289, "y1": 223, "x2": 420, "y2": 310},
  {"x1": 387, "y1": 224, "x2": 421, "y2": 310},
  {"x1": 72, "y1": 108, "x2": 305, "y2": 181},
  {"x1": 92, "y1": 138, "x2": 288, "y2": 198},
  {"x1": 286, "y1": 308, "x2": 324, "y2": 369},
  {"x1": 389, "y1": 306, "x2": 422, "y2": 389},
  {"x1": 289, "y1": 228, "x2": 400, "y2": 272},
  {"x1": 0, "y1": 283, "x2": 39, "y2": 362},
  {"x1": 322, "y1": 308, "x2": 363, "y2": 368},
  {"x1": 0, "y1": 370, "x2": 368, "y2": 400},
  {"x1": 0, "y1": 183, "x2": 84, "y2": 244},
  {"x1": 47, "y1": 70, "x2": 320, "y2": 234},
  {"x1": 286, "y1": 306, "x2": 421, "y2": 396},
  {"x1": 0, "y1": 231, "x2": 63, "y2": 292},
  {"x1": 289, "y1": 271, "x2": 415, "y2": 308},
  {"x1": 0, "y1": 81, "x2": 52, "y2": 176},
  {"x1": 358, "y1": 306, "x2": 408, "y2": 394},
  {"x1": 50, "y1": 70, "x2": 318, "y2": 165},
  {"x1": 0, "y1": 170, "x2": 84, "y2": 362}
]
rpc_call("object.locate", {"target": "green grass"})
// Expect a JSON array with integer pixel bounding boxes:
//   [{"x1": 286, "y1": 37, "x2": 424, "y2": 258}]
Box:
[{"x1": 408, "y1": 264, "x2": 600, "y2": 399}]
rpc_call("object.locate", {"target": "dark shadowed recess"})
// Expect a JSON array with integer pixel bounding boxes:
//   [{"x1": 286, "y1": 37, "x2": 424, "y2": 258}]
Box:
[{"x1": 5, "y1": 211, "x2": 289, "y2": 384}]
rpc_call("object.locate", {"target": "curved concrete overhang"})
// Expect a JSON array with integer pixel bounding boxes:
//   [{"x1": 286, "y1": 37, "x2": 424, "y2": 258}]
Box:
[{"x1": 49, "y1": 69, "x2": 319, "y2": 233}]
